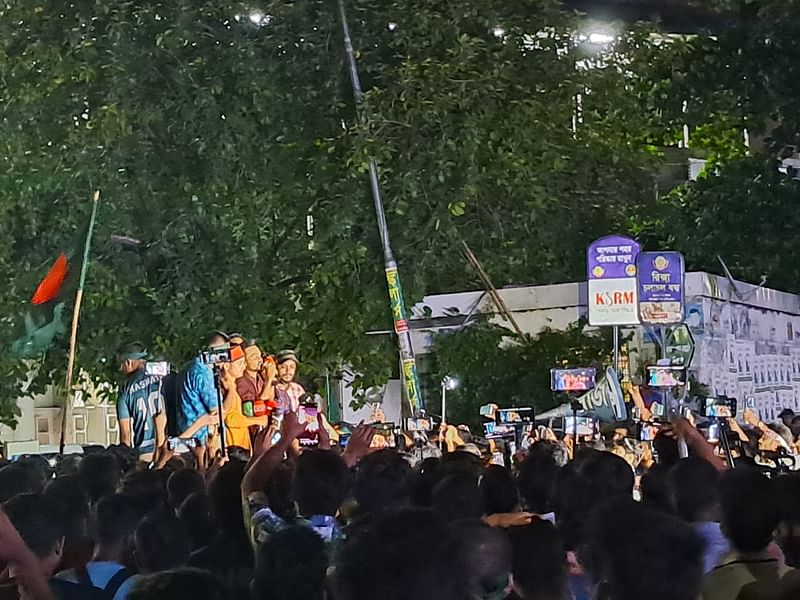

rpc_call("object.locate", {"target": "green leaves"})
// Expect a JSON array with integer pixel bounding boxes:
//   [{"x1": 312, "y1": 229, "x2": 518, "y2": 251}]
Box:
[{"x1": 428, "y1": 318, "x2": 614, "y2": 430}]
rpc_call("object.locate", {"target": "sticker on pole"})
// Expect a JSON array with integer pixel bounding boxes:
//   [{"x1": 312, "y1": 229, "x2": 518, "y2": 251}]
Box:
[
  {"x1": 586, "y1": 235, "x2": 641, "y2": 326},
  {"x1": 636, "y1": 251, "x2": 685, "y2": 324}
]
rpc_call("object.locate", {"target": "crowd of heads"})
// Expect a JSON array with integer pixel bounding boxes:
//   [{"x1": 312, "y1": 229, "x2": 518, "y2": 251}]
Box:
[
  {"x1": 2, "y1": 329, "x2": 800, "y2": 599},
  {"x1": 1, "y1": 417, "x2": 800, "y2": 600}
]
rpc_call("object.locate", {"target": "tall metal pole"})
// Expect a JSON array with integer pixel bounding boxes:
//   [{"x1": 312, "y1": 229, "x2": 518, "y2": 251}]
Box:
[
  {"x1": 336, "y1": 0, "x2": 424, "y2": 414},
  {"x1": 613, "y1": 325, "x2": 620, "y2": 376}
]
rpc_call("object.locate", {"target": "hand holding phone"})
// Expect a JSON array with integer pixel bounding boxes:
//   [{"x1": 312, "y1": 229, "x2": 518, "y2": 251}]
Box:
[{"x1": 297, "y1": 404, "x2": 320, "y2": 447}]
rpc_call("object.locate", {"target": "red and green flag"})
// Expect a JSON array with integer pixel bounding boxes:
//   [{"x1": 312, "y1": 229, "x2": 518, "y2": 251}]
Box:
[{"x1": 11, "y1": 212, "x2": 96, "y2": 359}]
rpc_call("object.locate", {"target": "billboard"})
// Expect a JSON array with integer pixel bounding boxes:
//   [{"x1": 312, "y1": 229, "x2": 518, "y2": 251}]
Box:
[{"x1": 587, "y1": 235, "x2": 641, "y2": 326}]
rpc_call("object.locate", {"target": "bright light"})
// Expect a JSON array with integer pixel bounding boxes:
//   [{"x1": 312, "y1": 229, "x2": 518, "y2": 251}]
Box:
[
  {"x1": 588, "y1": 32, "x2": 614, "y2": 45},
  {"x1": 492, "y1": 26, "x2": 506, "y2": 39},
  {"x1": 387, "y1": 22, "x2": 398, "y2": 32},
  {"x1": 443, "y1": 376, "x2": 459, "y2": 391},
  {"x1": 246, "y1": 10, "x2": 272, "y2": 27}
]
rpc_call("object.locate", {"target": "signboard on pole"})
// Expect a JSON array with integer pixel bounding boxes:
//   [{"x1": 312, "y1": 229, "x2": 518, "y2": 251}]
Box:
[
  {"x1": 636, "y1": 251, "x2": 685, "y2": 324},
  {"x1": 665, "y1": 324, "x2": 695, "y2": 368},
  {"x1": 587, "y1": 236, "x2": 641, "y2": 326}
]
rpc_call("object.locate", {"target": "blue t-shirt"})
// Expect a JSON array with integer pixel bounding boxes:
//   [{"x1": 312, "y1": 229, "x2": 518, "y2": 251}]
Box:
[
  {"x1": 116, "y1": 369, "x2": 163, "y2": 455},
  {"x1": 57, "y1": 561, "x2": 140, "y2": 600},
  {"x1": 177, "y1": 356, "x2": 218, "y2": 440}
]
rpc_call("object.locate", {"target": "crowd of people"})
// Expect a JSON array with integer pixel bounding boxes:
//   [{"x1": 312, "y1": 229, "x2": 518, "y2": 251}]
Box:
[{"x1": 1, "y1": 331, "x2": 800, "y2": 599}]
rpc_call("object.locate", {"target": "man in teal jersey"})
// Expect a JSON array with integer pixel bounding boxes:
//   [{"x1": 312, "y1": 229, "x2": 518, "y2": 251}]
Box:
[{"x1": 116, "y1": 342, "x2": 167, "y2": 463}]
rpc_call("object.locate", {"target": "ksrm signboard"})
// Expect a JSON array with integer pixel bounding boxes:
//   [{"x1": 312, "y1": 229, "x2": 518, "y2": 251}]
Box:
[{"x1": 587, "y1": 236, "x2": 641, "y2": 326}]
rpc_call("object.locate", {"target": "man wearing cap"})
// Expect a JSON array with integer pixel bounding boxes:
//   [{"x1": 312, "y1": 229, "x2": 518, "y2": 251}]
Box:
[
  {"x1": 116, "y1": 342, "x2": 167, "y2": 463},
  {"x1": 274, "y1": 349, "x2": 305, "y2": 414},
  {"x1": 274, "y1": 349, "x2": 338, "y2": 443}
]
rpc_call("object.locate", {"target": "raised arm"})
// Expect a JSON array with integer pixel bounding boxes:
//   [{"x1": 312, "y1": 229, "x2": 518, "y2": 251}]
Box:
[{"x1": 241, "y1": 409, "x2": 306, "y2": 497}]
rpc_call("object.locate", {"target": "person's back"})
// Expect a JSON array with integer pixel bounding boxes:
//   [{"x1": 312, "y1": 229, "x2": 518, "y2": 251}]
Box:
[
  {"x1": 508, "y1": 519, "x2": 570, "y2": 600},
  {"x1": 671, "y1": 457, "x2": 730, "y2": 573},
  {"x1": 252, "y1": 525, "x2": 328, "y2": 600},
  {"x1": 352, "y1": 449, "x2": 412, "y2": 517},
  {"x1": 703, "y1": 467, "x2": 800, "y2": 600},
  {"x1": 127, "y1": 569, "x2": 226, "y2": 600},
  {"x1": 188, "y1": 460, "x2": 253, "y2": 598},
  {"x1": 587, "y1": 502, "x2": 704, "y2": 600},
  {"x1": 334, "y1": 508, "x2": 465, "y2": 600},
  {"x1": 56, "y1": 494, "x2": 143, "y2": 600},
  {"x1": 134, "y1": 511, "x2": 191, "y2": 573}
]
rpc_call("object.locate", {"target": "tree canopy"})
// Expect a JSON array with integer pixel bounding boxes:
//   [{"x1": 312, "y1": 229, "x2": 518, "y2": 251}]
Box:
[{"x1": 0, "y1": 0, "x2": 797, "y2": 426}]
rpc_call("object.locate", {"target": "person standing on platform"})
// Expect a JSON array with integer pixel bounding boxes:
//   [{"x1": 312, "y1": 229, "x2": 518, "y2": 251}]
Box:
[{"x1": 116, "y1": 342, "x2": 167, "y2": 464}]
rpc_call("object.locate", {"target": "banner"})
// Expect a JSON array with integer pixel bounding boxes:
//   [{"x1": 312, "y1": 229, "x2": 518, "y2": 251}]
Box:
[
  {"x1": 637, "y1": 251, "x2": 685, "y2": 324},
  {"x1": 587, "y1": 235, "x2": 641, "y2": 326}
]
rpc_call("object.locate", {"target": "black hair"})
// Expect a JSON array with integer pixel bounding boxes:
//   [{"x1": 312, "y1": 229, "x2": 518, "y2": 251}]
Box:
[
  {"x1": 265, "y1": 462, "x2": 296, "y2": 520},
  {"x1": 177, "y1": 492, "x2": 216, "y2": 551},
  {"x1": 95, "y1": 494, "x2": 145, "y2": 547},
  {"x1": 585, "y1": 502, "x2": 704, "y2": 600},
  {"x1": 517, "y1": 448, "x2": 561, "y2": 514},
  {"x1": 411, "y1": 457, "x2": 441, "y2": 507},
  {"x1": 78, "y1": 452, "x2": 121, "y2": 502},
  {"x1": 775, "y1": 473, "x2": 800, "y2": 568},
  {"x1": 508, "y1": 519, "x2": 570, "y2": 600},
  {"x1": 127, "y1": 568, "x2": 226, "y2": 600},
  {"x1": 439, "y1": 451, "x2": 483, "y2": 481},
  {"x1": 480, "y1": 465, "x2": 519, "y2": 515},
  {"x1": 43, "y1": 475, "x2": 91, "y2": 538},
  {"x1": 134, "y1": 510, "x2": 192, "y2": 573},
  {"x1": 294, "y1": 450, "x2": 351, "y2": 517},
  {"x1": 204, "y1": 331, "x2": 229, "y2": 347},
  {"x1": 167, "y1": 468, "x2": 205, "y2": 511},
  {"x1": 639, "y1": 462, "x2": 675, "y2": 515},
  {"x1": 208, "y1": 459, "x2": 248, "y2": 531},
  {"x1": 0, "y1": 464, "x2": 35, "y2": 502},
  {"x1": 118, "y1": 469, "x2": 169, "y2": 513},
  {"x1": 252, "y1": 525, "x2": 328, "y2": 600},
  {"x1": 106, "y1": 443, "x2": 139, "y2": 475},
  {"x1": 653, "y1": 430, "x2": 680, "y2": 467},
  {"x1": 432, "y1": 473, "x2": 484, "y2": 524},
  {"x1": 14, "y1": 455, "x2": 51, "y2": 493},
  {"x1": 353, "y1": 449, "x2": 412, "y2": 515},
  {"x1": 720, "y1": 466, "x2": 780, "y2": 553},
  {"x1": 670, "y1": 457, "x2": 720, "y2": 522},
  {"x1": 4, "y1": 493, "x2": 63, "y2": 559},
  {"x1": 450, "y1": 520, "x2": 511, "y2": 600},
  {"x1": 555, "y1": 452, "x2": 633, "y2": 551},
  {"x1": 334, "y1": 508, "x2": 464, "y2": 600}
]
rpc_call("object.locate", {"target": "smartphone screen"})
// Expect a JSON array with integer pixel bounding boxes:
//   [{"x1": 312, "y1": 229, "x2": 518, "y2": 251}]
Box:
[
  {"x1": 704, "y1": 398, "x2": 733, "y2": 419},
  {"x1": 370, "y1": 423, "x2": 396, "y2": 448},
  {"x1": 647, "y1": 366, "x2": 686, "y2": 388},
  {"x1": 497, "y1": 407, "x2": 533, "y2": 424},
  {"x1": 297, "y1": 404, "x2": 320, "y2": 447},
  {"x1": 550, "y1": 368, "x2": 596, "y2": 392}
]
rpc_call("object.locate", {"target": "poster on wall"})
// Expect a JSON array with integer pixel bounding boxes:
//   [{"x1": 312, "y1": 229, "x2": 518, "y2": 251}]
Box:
[
  {"x1": 636, "y1": 251, "x2": 685, "y2": 324},
  {"x1": 586, "y1": 235, "x2": 641, "y2": 326}
]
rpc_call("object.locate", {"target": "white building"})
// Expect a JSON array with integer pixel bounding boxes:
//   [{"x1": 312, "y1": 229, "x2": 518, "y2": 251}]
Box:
[{"x1": 360, "y1": 271, "x2": 800, "y2": 422}]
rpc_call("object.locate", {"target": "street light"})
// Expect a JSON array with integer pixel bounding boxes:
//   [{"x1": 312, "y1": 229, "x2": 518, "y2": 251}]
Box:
[{"x1": 441, "y1": 375, "x2": 459, "y2": 424}]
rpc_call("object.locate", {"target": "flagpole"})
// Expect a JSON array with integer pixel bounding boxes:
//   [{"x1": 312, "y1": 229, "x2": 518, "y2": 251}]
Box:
[
  {"x1": 336, "y1": 0, "x2": 424, "y2": 414},
  {"x1": 59, "y1": 190, "x2": 101, "y2": 455}
]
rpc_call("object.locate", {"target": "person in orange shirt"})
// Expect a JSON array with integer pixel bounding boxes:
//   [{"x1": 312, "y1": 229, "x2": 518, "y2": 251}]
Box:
[{"x1": 222, "y1": 345, "x2": 275, "y2": 454}]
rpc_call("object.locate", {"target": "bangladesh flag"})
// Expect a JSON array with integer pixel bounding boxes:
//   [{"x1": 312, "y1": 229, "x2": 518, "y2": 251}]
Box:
[{"x1": 11, "y1": 221, "x2": 92, "y2": 359}]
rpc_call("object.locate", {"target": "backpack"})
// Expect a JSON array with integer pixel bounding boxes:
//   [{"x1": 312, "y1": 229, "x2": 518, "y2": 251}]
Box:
[{"x1": 68, "y1": 566, "x2": 133, "y2": 600}]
